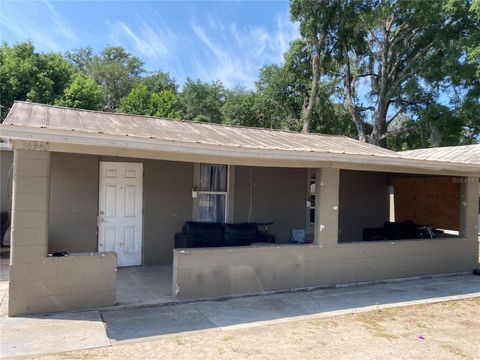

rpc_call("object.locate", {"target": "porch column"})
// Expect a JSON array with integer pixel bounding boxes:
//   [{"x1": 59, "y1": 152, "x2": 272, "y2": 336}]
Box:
[
  {"x1": 10, "y1": 149, "x2": 51, "y2": 264},
  {"x1": 314, "y1": 168, "x2": 340, "y2": 247},
  {"x1": 9, "y1": 149, "x2": 51, "y2": 316},
  {"x1": 459, "y1": 177, "x2": 479, "y2": 267}
]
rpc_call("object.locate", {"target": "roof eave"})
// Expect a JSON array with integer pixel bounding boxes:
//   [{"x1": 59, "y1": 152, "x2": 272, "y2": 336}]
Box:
[{"x1": 1, "y1": 125, "x2": 479, "y2": 175}]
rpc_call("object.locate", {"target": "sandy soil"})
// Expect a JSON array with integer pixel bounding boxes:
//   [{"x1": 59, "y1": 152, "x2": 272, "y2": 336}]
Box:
[{"x1": 20, "y1": 297, "x2": 480, "y2": 360}]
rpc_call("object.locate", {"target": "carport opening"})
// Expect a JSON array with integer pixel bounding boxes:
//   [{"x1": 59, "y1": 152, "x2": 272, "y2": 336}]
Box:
[{"x1": 338, "y1": 170, "x2": 461, "y2": 243}]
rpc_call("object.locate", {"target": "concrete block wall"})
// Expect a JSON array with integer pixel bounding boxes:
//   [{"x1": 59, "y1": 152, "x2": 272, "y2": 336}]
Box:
[
  {"x1": 173, "y1": 237, "x2": 476, "y2": 300},
  {"x1": 233, "y1": 166, "x2": 306, "y2": 243},
  {"x1": 9, "y1": 149, "x2": 116, "y2": 316},
  {"x1": 49, "y1": 153, "x2": 99, "y2": 253},
  {"x1": 173, "y1": 170, "x2": 479, "y2": 301},
  {"x1": 338, "y1": 170, "x2": 390, "y2": 242},
  {"x1": 314, "y1": 168, "x2": 339, "y2": 247},
  {"x1": 9, "y1": 253, "x2": 117, "y2": 315},
  {"x1": 142, "y1": 159, "x2": 193, "y2": 265}
]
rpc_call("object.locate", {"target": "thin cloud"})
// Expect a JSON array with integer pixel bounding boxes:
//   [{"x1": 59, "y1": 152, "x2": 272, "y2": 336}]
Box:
[
  {"x1": 43, "y1": 0, "x2": 78, "y2": 42},
  {"x1": 0, "y1": 1, "x2": 79, "y2": 51},
  {"x1": 189, "y1": 11, "x2": 299, "y2": 89},
  {"x1": 107, "y1": 15, "x2": 177, "y2": 61},
  {"x1": 0, "y1": 1, "x2": 78, "y2": 51}
]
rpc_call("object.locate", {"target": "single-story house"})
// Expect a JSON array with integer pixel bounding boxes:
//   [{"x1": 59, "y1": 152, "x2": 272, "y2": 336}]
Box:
[{"x1": 0, "y1": 101, "x2": 478, "y2": 317}]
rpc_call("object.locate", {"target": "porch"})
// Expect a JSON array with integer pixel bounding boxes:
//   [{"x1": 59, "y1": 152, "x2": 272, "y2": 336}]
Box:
[
  {"x1": 2, "y1": 102, "x2": 478, "y2": 317},
  {"x1": 6, "y1": 148, "x2": 479, "y2": 316},
  {"x1": 116, "y1": 266, "x2": 173, "y2": 307}
]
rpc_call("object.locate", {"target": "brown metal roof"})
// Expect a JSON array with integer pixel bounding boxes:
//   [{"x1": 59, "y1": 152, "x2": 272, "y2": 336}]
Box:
[
  {"x1": 3, "y1": 101, "x2": 397, "y2": 158},
  {"x1": 400, "y1": 145, "x2": 480, "y2": 165},
  {"x1": 1, "y1": 101, "x2": 479, "y2": 174}
]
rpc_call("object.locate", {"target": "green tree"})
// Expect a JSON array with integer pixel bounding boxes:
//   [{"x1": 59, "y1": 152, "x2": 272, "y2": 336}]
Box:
[
  {"x1": 290, "y1": 0, "x2": 340, "y2": 133},
  {"x1": 0, "y1": 42, "x2": 73, "y2": 118},
  {"x1": 256, "y1": 39, "x2": 356, "y2": 136},
  {"x1": 142, "y1": 71, "x2": 178, "y2": 94},
  {"x1": 150, "y1": 90, "x2": 182, "y2": 118},
  {"x1": 181, "y1": 79, "x2": 225, "y2": 123},
  {"x1": 290, "y1": 0, "x2": 479, "y2": 147},
  {"x1": 55, "y1": 73, "x2": 104, "y2": 110},
  {"x1": 118, "y1": 84, "x2": 151, "y2": 115},
  {"x1": 257, "y1": 40, "x2": 310, "y2": 128},
  {"x1": 222, "y1": 90, "x2": 282, "y2": 128},
  {"x1": 65, "y1": 47, "x2": 94, "y2": 74},
  {"x1": 334, "y1": 0, "x2": 479, "y2": 146},
  {"x1": 118, "y1": 84, "x2": 182, "y2": 118}
]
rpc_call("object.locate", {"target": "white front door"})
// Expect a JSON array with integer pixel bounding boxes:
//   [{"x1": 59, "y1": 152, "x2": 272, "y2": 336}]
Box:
[{"x1": 98, "y1": 161, "x2": 143, "y2": 267}]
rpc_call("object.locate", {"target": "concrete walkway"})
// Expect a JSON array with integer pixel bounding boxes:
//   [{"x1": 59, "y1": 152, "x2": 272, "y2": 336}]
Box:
[{"x1": 1, "y1": 274, "x2": 479, "y2": 358}]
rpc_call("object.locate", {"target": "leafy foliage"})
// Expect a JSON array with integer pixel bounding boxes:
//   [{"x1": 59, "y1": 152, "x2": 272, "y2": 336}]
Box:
[
  {"x1": 55, "y1": 73, "x2": 104, "y2": 110},
  {"x1": 181, "y1": 79, "x2": 225, "y2": 123},
  {"x1": 142, "y1": 71, "x2": 178, "y2": 94},
  {"x1": 222, "y1": 90, "x2": 283, "y2": 128},
  {"x1": 118, "y1": 84, "x2": 182, "y2": 118},
  {"x1": 0, "y1": 42, "x2": 73, "y2": 118},
  {"x1": 1, "y1": 2, "x2": 478, "y2": 153},
  {"x1": 89, "y1": 47, "x2": 144, "y2": 111}
]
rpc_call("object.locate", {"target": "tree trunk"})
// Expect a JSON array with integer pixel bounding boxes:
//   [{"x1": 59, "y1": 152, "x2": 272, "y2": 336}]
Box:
[
  {"x1": 342, "y1": 44, "x2": 366, "y2": 142},
  {"x1": 301, "y1": 51, "x2": 320, "y2": 133},
  {"x1": 370, "y1": 27, "x2": 391, "y2": 147},
  {"x1": 371, "y1": 105, "x2": 388, "y2": 147},
  {"x1": 430, "y1": 123, "x2": 442, "y2": 147},
  {"x1": 346, "y1": 101, "x2": 366, "y2": 142}
]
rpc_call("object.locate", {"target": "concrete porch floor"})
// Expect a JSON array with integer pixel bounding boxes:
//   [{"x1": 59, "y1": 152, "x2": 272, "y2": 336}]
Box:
[{"x1": 115, "y1": 265, "x2": 174, "y2": 307}]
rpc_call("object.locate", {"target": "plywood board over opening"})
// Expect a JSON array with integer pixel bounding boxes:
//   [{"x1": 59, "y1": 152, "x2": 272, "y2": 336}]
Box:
[{"x1": 392, "y1": 175, "x2": 460, "y2": 231}]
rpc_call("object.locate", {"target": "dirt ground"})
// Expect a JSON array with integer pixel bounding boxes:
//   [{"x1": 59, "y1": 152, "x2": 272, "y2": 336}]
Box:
[{"x1": 19, "y1": 297, "x2": 480, "y2": 360}]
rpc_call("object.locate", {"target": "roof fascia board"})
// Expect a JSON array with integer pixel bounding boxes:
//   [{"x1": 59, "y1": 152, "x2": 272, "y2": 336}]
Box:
[{"x1": 2, "y1": 126, "x2": 479, "y2": 175}]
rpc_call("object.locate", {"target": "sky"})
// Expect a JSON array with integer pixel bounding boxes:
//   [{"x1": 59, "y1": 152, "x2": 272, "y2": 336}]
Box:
[{"x1": 0, "y1": 0, "x2": 299, "y2": 89}]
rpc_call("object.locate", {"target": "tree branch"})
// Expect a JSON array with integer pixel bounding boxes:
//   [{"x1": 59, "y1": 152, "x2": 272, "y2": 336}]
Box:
[
  {"x1": 386, "y1": 109, "x2": 402, "y2": 125},
  {"x1": 380, "y1": 124, "x2": 417, "y2": 140}
]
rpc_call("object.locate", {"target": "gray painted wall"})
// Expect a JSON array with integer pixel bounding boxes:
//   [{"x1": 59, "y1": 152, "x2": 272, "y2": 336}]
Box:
[
  {"x1": 48, "y1": 156, "x2": 307, "y2": 262},
  {"x1": 233, "y1": 166, "x2": 307, "y2": 244},
  {"x1": 49, "y1": 153, "x2": 99, "y2": 253},
  {"x1": 338, "y1": 170, "x2": 390, "y2": 243},
  {"x1": 0, "y1": 149, "x2": 13, "y2": 213},
  {"x1": 141, "y1": 159, "x2": 193, "y2": 265},
  {"x1": 48, "y1": 153, "x2": 193, "y2": 265}
]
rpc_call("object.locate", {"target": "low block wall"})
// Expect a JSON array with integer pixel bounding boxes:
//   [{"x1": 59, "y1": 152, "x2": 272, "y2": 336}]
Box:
[
  {"x1": 9, "y1": 252, "x2": 116, "y2": 316},
  {"x1": 173, "y1": 237, "x2": 477, "y2": 300}
]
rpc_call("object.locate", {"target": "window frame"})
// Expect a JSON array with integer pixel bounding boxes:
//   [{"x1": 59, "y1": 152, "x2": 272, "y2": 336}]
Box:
[
  {"x1": 306, "y1": 168, "x2": 316, "y2": 233},
  {"x1": 193, "y1": 163, "x2": 231, "y2": 223}
]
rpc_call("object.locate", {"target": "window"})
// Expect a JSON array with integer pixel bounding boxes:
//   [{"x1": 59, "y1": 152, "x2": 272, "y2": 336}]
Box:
[
  {"x1": 306, "y1": 169, "x2": 316, "y2": 231},
  {"x1": 197, "y1": 164, "x2": 229, "y2": 223}
]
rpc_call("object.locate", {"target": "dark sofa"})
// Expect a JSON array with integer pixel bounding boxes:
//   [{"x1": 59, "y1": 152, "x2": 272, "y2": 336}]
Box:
[
  {"x1": 363, "y1": 221, "x2": 427, "y2": 241},
  {"x1": 1, "y1": 212, "x2": 10, "y2": 247},
  {"x1": 174, "y1": 221, "x2": 275, "y2": 248}
]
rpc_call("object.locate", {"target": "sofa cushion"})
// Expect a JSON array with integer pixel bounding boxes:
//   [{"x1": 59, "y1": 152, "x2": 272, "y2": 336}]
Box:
[
  {"x1": 383, "y1": 221, "x2": 418, "y2": 240},
  {"x1": 224, "y1": 223, "x2": 258, "y2": 246},
  {"x1": 184, "y1": 221, "x2": 225, "y2": 248}
]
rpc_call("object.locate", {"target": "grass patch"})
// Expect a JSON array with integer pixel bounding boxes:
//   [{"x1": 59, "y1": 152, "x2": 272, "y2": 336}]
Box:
[
  {"x1": 174, "y1": 336, "x2": 184, "y2": 345},
  {"x1": 355, "y1": 310, "x2": 399, "y2": 340}
]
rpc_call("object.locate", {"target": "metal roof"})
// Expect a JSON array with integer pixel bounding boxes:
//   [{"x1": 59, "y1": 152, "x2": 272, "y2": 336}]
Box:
[
  {"x1": 3, "y1": 101, "x2": 398, "y2": 157},
  {"x1": 0, "y1": 101, "x2": 478, "y2": 174},
  {"x1": 400, "y1": 145, "x2": 480, "y2": 165}
]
